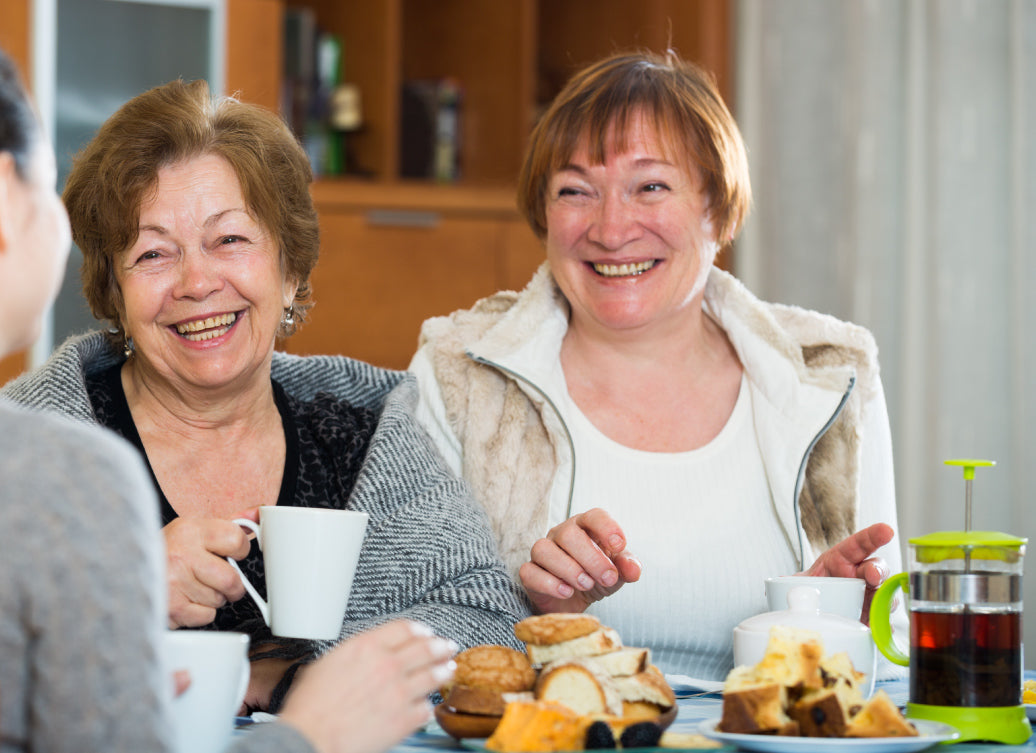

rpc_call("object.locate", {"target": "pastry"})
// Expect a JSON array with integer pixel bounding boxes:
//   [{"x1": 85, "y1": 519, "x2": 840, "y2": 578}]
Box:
[
  {"x1": 718, "y1": 627, "x2": 916, "y2": 738},
  {"x1": 535, "y1": 658, "x2": 623, "y2": 716},
  {"x1": 515, "y1": 613, "x2": 603, "y2": 645},
  {"x1": 485, "y1": 699, "x2": 589, "y2": 752},
  {"x1": 844, "y1": 690, "x2": 918, "y2": 738},
  {"x1": 719, "y1": 681, "x2": 799, "y2": 734},
  {"x1": 436, "y1": 644, "x2": 537, "y2": 739},
  {"x1": 526, "y1": 627, "x2": 623, "y2": 666}
]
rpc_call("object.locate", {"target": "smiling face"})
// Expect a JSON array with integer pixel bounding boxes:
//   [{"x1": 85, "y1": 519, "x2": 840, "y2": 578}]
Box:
[
  {"x1": 116, "y1": 153, "x2": 296, "y2": 392},
  {"x1": 544, "y1": 113, "x2": 721, "y2": 340}
]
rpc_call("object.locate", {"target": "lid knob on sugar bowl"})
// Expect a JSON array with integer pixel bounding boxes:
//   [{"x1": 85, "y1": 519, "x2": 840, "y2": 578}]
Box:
[{"x1": 733, "y1": 585, "x2": 877, "y2": 697}]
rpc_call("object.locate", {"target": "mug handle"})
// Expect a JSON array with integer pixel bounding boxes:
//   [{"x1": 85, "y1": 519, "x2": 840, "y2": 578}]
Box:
[
  {"x1": 869, "y1": 571, "x2": 910, "y2": 666},
  {"x1": 226, "y1": 518, "x2": 270, "y2": 627}
]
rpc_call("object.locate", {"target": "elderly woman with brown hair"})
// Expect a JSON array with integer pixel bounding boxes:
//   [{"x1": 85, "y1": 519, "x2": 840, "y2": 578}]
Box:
[
  {"x1": 410, "y1": 50, "x2": 906, "y2": 681},
  {"x1": 2, "y1": 78, "x2": 527, "y2": 711}
]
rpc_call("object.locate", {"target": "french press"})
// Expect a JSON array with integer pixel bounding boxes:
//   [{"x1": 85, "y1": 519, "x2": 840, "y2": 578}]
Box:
[{"x1": 870, "y1": 459, "x2": 1030, "y2": 744}]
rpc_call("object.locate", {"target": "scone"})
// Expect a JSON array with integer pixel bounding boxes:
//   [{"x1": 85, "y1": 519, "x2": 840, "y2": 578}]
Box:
[
  {"x1": 437, "y1": 645, "x2": 537, "y2": 739},
  {"x1": 515, "y1": 613, "x2": 603, "y2": 645}
]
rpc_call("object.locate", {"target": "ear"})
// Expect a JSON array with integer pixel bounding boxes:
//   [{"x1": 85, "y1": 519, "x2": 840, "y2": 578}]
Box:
[
  {"x1": 0, "y1": 152, "x2": 17, "y2": 256},
  {"x1": 282, "y1": 276, "x2": 299, "y2": 309}
]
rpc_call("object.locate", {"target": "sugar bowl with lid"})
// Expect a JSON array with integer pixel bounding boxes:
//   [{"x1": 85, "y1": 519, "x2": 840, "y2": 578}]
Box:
[{"x1": 733, "y1": 584, "x2": 877, "y2": 697}]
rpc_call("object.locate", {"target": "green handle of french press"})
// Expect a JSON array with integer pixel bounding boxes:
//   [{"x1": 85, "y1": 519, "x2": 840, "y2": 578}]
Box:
[{"x1": 869, "y1": 571, "x2": 910, "y2": 666}]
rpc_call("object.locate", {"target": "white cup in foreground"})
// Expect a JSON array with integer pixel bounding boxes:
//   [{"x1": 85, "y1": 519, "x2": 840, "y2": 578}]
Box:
[
  {"x1": 163, "y1": 630, "x2": 249, "y2": 753},
  {"x1": 228, "y1": 506, "x2": 368, "y2": 640},
  {"x1": 765, "y1": 575, "x2": 866, "y2": 621}
]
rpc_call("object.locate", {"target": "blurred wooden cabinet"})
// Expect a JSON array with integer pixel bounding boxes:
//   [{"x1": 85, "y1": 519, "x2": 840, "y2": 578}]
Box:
[{"x1": 289, "y1": 182, "x2": 544, "y2": 369}]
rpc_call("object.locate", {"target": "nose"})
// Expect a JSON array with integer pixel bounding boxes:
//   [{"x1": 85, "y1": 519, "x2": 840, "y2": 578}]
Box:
[
  {"x1": 586, "y1": 191, "x2": 641, "y2": 250},
  {"x1": 173, "y1": 248, "x2": 223, "y2": 300}
]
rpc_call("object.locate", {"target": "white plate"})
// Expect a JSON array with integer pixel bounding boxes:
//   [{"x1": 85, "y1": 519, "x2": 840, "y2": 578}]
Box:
[
  {"x1": 697, "y1": 718, "x2": 959, "y2": 753},
  {"x1": 1026, "y1": 703, "x2": 1036, "y2": 722},
  {"x1": 665, "y1": 674, "x2": 725, "y2": 694}
]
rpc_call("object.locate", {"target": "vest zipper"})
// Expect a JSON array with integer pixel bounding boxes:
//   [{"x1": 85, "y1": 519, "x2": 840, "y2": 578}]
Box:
[
  {"x1": 465, "y1": 351, "x2": 578, "y2": 518},
  {"x1": 792, "y1": 374, "x2": 856, "y2": 569}
]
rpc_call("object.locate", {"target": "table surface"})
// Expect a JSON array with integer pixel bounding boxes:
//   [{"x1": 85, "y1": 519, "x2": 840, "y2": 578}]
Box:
[
  {"x1": 238, "y1": 673, "x2": 1036, "y2": 752},
  {"x1": 406, "y1": 675, "x2": 1036, "y2": 753}
]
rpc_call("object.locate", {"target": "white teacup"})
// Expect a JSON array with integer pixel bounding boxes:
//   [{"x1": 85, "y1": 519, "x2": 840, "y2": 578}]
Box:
[
  {"x1": 163, "y1": 631, "x2": 249, "y2": 753},
  {"x1": 765, "y1": 575, "x2": 866, "y2": 622},
  {"x1": 228, "y1": 506, "x2": 368, "y2": 640}
]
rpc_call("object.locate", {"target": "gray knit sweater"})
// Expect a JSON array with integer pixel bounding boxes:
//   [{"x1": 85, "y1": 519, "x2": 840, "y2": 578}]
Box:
[{"x1": 0, "y1": 399, "x2": 316, "y2": 753}]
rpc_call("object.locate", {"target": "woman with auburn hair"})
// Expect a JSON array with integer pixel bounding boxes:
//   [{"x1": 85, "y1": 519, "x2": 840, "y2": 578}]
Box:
[
  {"x1": 3, "y1": 76, "x2": 527, "y2": 713},
  {"x1": 410, "y1": 50, "x2": 905, "y2": 681}
]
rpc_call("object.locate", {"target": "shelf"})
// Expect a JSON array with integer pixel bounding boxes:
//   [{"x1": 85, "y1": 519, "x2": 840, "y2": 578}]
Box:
[{"x1": 311, "y1": 179, "x2": 523, "y2": 217}]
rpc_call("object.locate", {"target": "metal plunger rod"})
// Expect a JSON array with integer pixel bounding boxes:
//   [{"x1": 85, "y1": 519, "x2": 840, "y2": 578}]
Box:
[{"x1": 965, "y1": 477, "x2": 973, "y2": 532}]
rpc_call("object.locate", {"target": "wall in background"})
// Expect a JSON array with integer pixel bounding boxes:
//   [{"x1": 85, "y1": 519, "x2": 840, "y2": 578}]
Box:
[{"x1": 736, "y1": 0, "x2": 1035, "y2": 662}]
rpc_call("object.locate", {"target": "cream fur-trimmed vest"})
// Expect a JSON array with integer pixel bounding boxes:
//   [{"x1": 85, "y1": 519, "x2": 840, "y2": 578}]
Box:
[{"x1": 417, "y1": 263, "x2": 881, "y2": 577}]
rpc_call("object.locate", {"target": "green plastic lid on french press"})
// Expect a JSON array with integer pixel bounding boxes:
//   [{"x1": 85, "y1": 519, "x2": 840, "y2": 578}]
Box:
[{"x1": 909, "y1": 460, "x2": 1027, "y2": 562}]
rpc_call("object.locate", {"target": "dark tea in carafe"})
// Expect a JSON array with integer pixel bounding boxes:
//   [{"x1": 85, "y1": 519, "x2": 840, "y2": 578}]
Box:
[
  {"x1": 870, "y1": 462, "x2": 1031, "y2": 744},
  {"x1": 911, "y1": 606, "x2": 1021, "y2": 707}
]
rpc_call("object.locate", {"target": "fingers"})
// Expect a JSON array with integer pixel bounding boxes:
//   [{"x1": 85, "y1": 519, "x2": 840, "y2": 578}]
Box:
[
  {"x1": 172, "y1": 669, "x2": 191, "y2": 698},
  {"x1": 834, "y1": 523, "x2": 895, "y2": 566},
  {"x1": 857, "y1": 556, "x2": 890, "y2": 588},
  {"x1": 614, "y1": 550, "x2": 643, "y2": 584},
  {"x1": 539, "y1": 509, "x2": 630, "y2": 590},
  {"x1": 807, "y1": 523, "x2": 896, "y2": 579},
  {"x1": 201, "y1": 520, "x2": 253, "y2": 560},
  {"x1": 164, "y1": 518, "x2": 252, "y2": 627},
  {"x1": 232, "y1": 506, "x2": 261, "y2": 524}
]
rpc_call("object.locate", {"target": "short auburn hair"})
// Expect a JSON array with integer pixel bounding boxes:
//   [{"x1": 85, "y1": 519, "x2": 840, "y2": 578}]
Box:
[
  {"x1": 517, "y1": 50, "x2": 751, "y2": 246},
  {"x1": 63, "y1": 78, "x2": 319, "y2": 338}
]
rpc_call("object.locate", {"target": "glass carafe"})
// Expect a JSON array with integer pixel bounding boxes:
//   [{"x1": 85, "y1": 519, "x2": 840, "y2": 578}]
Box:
[{"x1": 871, "y1": 530, "x2": 1029, "y2": 743}]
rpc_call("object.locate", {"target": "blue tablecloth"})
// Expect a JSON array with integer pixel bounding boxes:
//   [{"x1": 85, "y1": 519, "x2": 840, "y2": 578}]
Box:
[
  {"x1": 391, "y1": 675, "x2": 1036, "y2": 753},
  {"x1": 237, "y1": 673, "x2": 1036, "y2": 751}
]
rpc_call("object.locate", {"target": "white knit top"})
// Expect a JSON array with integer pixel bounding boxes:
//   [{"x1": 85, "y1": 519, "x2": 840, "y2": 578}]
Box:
[{"x1": 543, "y1": 365, "x2": 799, "y2": 681}]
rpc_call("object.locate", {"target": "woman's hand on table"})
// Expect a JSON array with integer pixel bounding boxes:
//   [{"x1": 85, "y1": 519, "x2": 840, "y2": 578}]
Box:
[
  {"x1": 802, "y1": 522, "x2": 894, "y2": 623},
  {"x1": 163, "y1": 512, "x2": 255, "y2": 628},
  {"x1": 519, "y1": 508, "x2": 642, "y2": 614},
  {"x1": 279, "y1": 620, "x2": 457, "y2": 753}
]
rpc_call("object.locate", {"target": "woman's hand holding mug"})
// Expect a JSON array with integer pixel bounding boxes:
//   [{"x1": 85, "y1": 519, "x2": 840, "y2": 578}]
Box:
[{"x1": 163, "y1": 513, "x2": 256, "y2": 628}]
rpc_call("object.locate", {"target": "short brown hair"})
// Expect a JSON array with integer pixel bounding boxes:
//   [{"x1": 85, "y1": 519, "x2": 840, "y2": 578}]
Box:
[
  {"x1": 63, "y1": 79, "x2": 318, "y2": 338},
  {"x1": 517, "y1": 50, "x2": 751, "y2": 245}
]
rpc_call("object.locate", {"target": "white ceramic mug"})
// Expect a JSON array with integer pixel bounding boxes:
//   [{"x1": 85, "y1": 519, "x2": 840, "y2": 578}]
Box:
[
  {"x1": 227, "y1": 506, "x2": 368, "y2": 640},
  {"x1": 765, "y1": 575, "x2": 866, "y2": 621},
  {"x1": 163, "y1": 631, "x2": 250, "y2": 753}
]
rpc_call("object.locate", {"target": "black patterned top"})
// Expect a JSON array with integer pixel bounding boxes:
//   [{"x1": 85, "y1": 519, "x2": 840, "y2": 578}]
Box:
[{"x1": 85, "y1": 363, "x2": 377, "y2": 643}]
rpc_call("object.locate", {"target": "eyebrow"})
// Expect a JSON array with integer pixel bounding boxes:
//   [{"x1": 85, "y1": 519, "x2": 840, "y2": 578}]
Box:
[
  {"x1": 555, "y1": 156, "x2": 676, "y2": 174},
  {"x1": 138, "y1": 207, "x2": 248, "y2": 235}
]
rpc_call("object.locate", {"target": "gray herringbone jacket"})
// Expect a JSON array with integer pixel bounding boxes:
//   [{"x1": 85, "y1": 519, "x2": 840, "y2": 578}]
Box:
[{"x1": 2, "y1": 332, "x2": 530, "y2": 654}]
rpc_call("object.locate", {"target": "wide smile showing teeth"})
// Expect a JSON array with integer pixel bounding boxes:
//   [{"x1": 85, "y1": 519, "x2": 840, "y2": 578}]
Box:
[
  {"x1": 592, "y1": 260, "x2": 657, "y2": 277},
  {"x1": 175, "y1": 312, "x2": 238, "y2": 342}
]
